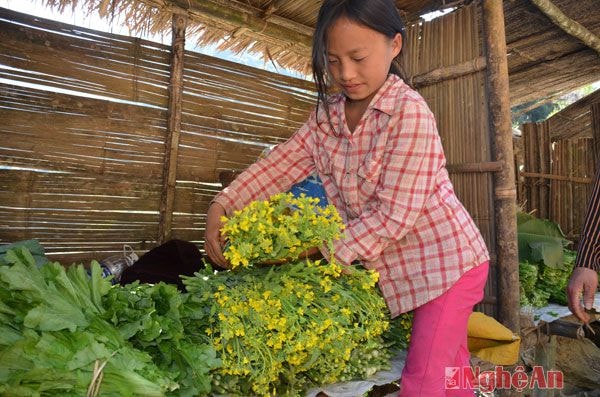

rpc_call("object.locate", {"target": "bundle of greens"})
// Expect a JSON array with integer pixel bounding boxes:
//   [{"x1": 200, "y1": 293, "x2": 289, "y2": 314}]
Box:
[
  {"x1": 102, "y1": 282, "x2": 219, "y2": 396},
  {"x1": 0, "y1": 247, "x2": 218, "y2": 396},
  {"x1": 519, "y1": 261, "x2": 550, "y2": 307},
  {"x1": 220, "y1": 193, "x2": 344, "y2": 268},
  {"x1": 183, "y1": 259, "x2": 404, "y2": 396},
  {"x1": 517, "y1": 211, "x2": 576, "y2": 308},
  {"x1": 535, "y1": 249, "x2": 576, "y2": 306}
]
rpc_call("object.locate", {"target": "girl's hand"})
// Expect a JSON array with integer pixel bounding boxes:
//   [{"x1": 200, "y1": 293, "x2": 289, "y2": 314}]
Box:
[
  {"x1": 204, "y1": 202, "x2": 230, "y2": 269},
  {"x1": 299, "y1": 246, "x2": 322, "y2": 261},
  {"x1": 257, "y1": 247, "x2": 322, "y2": 266}
]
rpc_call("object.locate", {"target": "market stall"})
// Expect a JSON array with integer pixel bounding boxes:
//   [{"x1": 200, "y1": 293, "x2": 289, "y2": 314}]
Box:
[{"x1": 1, "y1": 0, "x2": 600, "y2": 395}]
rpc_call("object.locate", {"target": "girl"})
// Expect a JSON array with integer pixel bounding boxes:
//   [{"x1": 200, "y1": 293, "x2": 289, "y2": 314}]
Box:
[{"x1": 205, "y1": 0, "x2": 490, "y2": 395}]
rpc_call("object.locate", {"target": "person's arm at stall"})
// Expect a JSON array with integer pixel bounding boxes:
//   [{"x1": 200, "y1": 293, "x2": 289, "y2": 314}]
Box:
[{"x1": 567, "y1": 166, "x2": 600, "y2": 323}]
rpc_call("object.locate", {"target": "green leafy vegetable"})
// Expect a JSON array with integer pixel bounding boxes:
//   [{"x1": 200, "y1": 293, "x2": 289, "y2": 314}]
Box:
[
  {"x1": 0, "y1": 247, "x2": 215, "y2": 396},
  {"x1": 517, "y1": 212, "x2": 576, "y2": 307}
]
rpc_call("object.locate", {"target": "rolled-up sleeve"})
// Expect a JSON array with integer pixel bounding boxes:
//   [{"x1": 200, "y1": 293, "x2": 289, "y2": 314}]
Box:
[{"x1": 213, "y1": 111, "x2": 318, "y2": 214}]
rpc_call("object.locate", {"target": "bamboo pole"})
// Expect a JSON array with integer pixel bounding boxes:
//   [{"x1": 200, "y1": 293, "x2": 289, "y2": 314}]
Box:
[
  {"x1": 483, "y1": 0, "x2": 520, "y2": 334},
  {"x1": 539, "y1": 123, "x2": 550, "y2": 219},
  {"x1": 158, "y1": 13, "x2": 187, "y2": 244},
  {"x1": 521, "y1": 172, "x2": 593, "y2": 184},
  {"x1": 446, "y1": 160, "x2": 503, "y2": 173},
  {"x1": 529, "y1": 125, "x2": 541, "y2": 214},
  {"x1": 412, "y1": 56, "x2": 487, "y2": 88},
  {"x1": 530, "y1": 0, "x2": 600, "y2": 55},
  {"x1": 567, "y1": 141, "x2": 574, "y2": 233}
]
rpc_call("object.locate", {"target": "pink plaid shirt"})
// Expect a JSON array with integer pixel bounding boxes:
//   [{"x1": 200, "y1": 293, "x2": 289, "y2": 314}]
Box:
[{"x1": 213, "y1": 74, "x2": 489, "y2": 317}]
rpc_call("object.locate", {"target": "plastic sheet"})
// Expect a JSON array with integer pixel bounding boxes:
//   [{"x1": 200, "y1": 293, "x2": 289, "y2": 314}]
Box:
[
  {"x1": 522, "y1": 292, "x2": 600, "y2": 325},
  {"x1": 305, "y1": 350, "x2": 406, "y2": 397}
]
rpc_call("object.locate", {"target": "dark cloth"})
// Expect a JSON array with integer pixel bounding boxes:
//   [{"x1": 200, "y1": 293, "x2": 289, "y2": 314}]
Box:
[
  {"x1": 120, "y1": 239, "x2": 204, "y2": 290},
  {"x1": 575, "y1": 165, "x2": 600, "y2": 272}
]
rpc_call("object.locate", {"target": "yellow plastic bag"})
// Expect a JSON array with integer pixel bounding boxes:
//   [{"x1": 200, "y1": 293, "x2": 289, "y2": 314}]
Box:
[{"x1": 467, "y1": 312, "x2": 521, "y2": 365}]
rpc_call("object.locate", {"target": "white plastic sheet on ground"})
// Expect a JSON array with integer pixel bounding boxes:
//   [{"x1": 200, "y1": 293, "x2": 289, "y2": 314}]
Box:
[
  {"x1": 521, "y1": 292, "x2": 600, "y2": 326},
  {"x1": 305, "y1": 350, "x2": 406, "y2": 397}
]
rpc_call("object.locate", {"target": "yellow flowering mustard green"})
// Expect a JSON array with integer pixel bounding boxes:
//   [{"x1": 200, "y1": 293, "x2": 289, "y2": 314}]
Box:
[
  {"x1": 220, "y1": 193, "x2": 344, "y2": 268},
  {"x1": 183, "y1": 193, "x2": 413, "y2": 396},
  {"x1": 184, "y1": 259, "x2": 406, "y2": 396}
]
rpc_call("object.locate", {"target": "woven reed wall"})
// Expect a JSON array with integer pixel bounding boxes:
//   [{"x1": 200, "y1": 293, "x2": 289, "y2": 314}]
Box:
[
  {"x1": 0, "y1": 5, "x2": 501, "y2": 316},
  {"x1": 403, "y1": 4, "x2": 497, "y2": 316},
  {"x1": 0, "y1": 7, "x2": 315, "y2": 264},
  {"x1": 520, "y1": 90, "x2": 599, "y2": 242}
]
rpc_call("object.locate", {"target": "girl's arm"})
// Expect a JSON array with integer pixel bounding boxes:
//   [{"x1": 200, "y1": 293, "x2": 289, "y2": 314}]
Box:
[
  {"x1": 204, "y1": 112, "x2": 319, "y2": 266},
  {"x1": 211, "y1": 111, "x2": 319, "y2": 216}
]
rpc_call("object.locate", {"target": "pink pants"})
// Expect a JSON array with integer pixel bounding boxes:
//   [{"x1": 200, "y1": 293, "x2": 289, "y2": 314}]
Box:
[{"x1": 399, "y1": 261, "x2": 489, "y2": 397}]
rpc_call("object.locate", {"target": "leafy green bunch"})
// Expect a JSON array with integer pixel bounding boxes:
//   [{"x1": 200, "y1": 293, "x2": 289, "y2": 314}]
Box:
[
  {"x1": 0, "y1": 248, "x2": 219, "y2": 397},
  {"x1": 102, "y1": 282, "x2": 219, "y2": 396},
  {"x1": 220, "y1": 193, "x2": 344, "y2": 268},
  {"x1": 0, "y1": 248, "x2": 177, "y2": 396},
  {"x1": 517, "y1": 212, "x2": 576, "y2": 307},
  {"x1": 183, "y1": 259, "x2": 407, "y2": 396}
]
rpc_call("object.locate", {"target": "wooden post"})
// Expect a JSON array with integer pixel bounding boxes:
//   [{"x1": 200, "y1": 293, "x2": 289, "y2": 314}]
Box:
[
  {"x1": 158, "y1": 13, "x2": 187, "y2": 244},
  {"x1": 539, "y1": 123, "x2": 551, "y2": 219},
  {"x1": 483, "y1": 0, "x2": 520, "y2": 334}
]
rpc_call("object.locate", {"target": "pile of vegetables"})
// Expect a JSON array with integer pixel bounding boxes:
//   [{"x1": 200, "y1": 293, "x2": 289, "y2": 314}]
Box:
[
  {"x1": 207, "y1": 192, "x2": 412, "y2": 394},
  {"x1": 184, "y1": 260, "x2": 401, "y2": 396},
  {"x1": 517, "y1": 211, "x2": 576, "y2": 307},
  {"x1": 0, "y1": 248, "x2": 218, "y2": 396},
  {"x1": 0, "y1": 193, "x2": 412, "y2": 396}
]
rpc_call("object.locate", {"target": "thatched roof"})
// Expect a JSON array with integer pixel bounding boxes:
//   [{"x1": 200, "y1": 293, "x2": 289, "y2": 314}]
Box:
[
  {"x1": 546, "y1": 87, "x2": 600, "y2": 140},
  {"x1": 42, "y1": 0, "x2": 600, "y2": 107}
]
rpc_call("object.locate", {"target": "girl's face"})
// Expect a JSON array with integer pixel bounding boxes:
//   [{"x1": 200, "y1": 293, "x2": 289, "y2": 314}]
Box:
[{"x1": 326, "y1": 16, "x2": 402, "y2": 105}]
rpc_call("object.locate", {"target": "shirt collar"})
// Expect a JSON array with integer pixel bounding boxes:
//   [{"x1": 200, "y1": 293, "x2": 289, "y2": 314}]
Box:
[
  {"x1": 316, "y1": 74, "x2": 404, "y2": 129},
  {"x1": 329, "y1": 74, "x2": 401, "y2": 114},
  {"x1": 367, "y1": 74, "x2": 402, "y2": 116}
]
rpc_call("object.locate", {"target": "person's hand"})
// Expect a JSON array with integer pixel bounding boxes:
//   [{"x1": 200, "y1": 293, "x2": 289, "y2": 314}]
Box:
[
  {"x1": 567, "y1": 267, "x2": 598, "y2": 323},
  {"x1": 204, "y1": 202, "x2": 230, "y2": 269},
  {"x1": 257, "y1": 247, "x2": 323, "y2": 266},
  {"x1": 299, "y1": 246, "x2": 322, "y2": 261}
]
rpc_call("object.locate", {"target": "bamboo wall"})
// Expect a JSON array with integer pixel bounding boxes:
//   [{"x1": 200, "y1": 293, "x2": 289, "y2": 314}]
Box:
[
  {"x1": 520, "y1": 99, "x2": 599, "y2": 242},
  {"x1": 0, "y1": 7, "x2": 315, "y2": 264},
  {"x1": 0, "y1": 5, "x2": 505, "y2": 317},
  {"x1": 403, "y1": 4, "x2": 498, "y2": 316}
]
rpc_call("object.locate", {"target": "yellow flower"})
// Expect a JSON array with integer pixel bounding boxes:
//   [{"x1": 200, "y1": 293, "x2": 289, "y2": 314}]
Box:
[{"x1": 234, "y1": 327, "x2": 245, "y2": 337}]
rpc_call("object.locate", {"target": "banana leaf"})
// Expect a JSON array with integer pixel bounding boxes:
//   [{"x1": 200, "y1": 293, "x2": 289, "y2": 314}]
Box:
[{"x1": 517, "y1": 212, "x2": 572, "y2": 269}]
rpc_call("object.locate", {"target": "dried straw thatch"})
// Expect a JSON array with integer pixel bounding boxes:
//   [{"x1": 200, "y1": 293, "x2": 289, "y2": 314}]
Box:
[
  {"x1": 41, "y1": 0, "x2": 599, "y2": 108},
  {"x1": 40, "y1": 0, "x2": 448, "y2": 75}
]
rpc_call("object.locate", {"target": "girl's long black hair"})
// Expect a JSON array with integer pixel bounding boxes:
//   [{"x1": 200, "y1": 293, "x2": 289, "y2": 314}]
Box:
[{"x1": 311, "y1": 0, "x2": 409, "y2": 129}]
